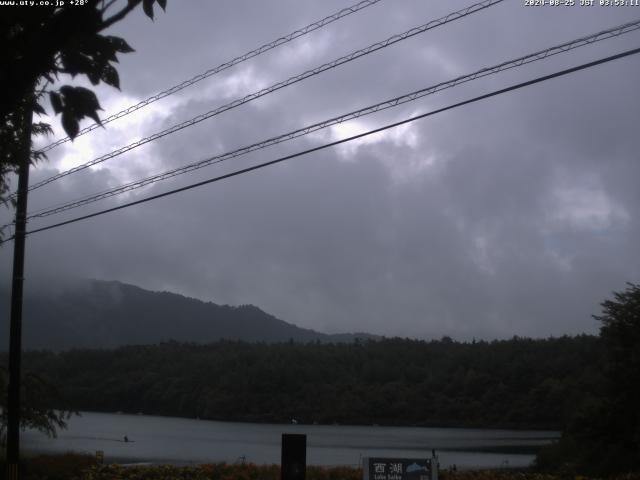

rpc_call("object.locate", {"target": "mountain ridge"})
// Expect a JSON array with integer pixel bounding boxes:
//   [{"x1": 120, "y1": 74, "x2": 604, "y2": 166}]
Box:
[{"x1": 0, "y1": 279, "x2": 376, "y2": 351}]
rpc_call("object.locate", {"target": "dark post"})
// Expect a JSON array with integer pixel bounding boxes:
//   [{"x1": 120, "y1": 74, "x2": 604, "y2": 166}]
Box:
[
  {"x1": 281, "y1": 433, "x2": 306, "y2": 480},
  {"x1": 6, "y1": 97, "x2": 34, "y2": 480}
]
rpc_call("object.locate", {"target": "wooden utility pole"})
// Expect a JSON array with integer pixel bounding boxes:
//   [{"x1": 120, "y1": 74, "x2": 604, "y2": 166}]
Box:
[{"x1": 6, "y1": 96, "x2": 34, "y2": 480}]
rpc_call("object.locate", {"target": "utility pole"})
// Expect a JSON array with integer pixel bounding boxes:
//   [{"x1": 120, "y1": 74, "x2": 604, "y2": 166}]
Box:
[{"x1": 6, "y1": 95, "x2": 34, "y2": 480}]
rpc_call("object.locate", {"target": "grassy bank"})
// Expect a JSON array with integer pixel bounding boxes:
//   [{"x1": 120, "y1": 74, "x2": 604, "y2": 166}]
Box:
[
  {"x1": 4, "y1": 455, "x2": 361, "y2": 480},
  {"x1": 5, "y1": 454, "x2": 640, "y2": 480}
]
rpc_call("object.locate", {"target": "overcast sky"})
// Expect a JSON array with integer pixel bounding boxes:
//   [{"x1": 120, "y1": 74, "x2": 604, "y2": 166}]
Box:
[{"x1": 2, "y1": 0, "x2": 639, "y2": 339}]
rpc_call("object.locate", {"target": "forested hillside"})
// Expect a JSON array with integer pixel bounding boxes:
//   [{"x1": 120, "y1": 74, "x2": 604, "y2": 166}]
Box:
[
  {"x1": 0, "y1": 280, "x2": 372, "y2": 350},
  {"x1": 18, "y1": 336, "x2": 602, "y2": 430}
]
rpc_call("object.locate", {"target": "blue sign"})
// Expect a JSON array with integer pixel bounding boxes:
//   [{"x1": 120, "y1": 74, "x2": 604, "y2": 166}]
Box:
[{"x1": 364, "y1": 457, "x2": 432, "y2": 480}]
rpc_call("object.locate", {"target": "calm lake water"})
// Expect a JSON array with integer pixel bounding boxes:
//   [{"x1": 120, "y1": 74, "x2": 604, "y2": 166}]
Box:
[{"x1": 22, "y1": 412, "x2": 558, "y2": 469}]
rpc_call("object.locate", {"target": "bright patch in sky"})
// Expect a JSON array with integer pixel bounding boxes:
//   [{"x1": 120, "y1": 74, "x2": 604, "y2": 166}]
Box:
[
  {"x1": 52, "y1": 92, "x2": 178, "y2": 185},
  {"x1": 329, "y1": 118, "x2": 419, "y2": 160},
  {"x1": 274, "y1": 32, "x2": 333, "y2": 70},
  {"x1": 471, "y1": 234, "x2": 495, "y2": 275},
  {"x1": 419, "y1": 45, "x2": 462, "y2": 78},
  {"x1": 200, "y1": 65, "x2": 270, "y2": 104},
  {"x1": 549, "y1": 182, "x2": 629, "y2": 231}
]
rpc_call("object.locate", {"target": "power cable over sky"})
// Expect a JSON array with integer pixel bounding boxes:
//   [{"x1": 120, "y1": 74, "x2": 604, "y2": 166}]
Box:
[
  {"x1": 19, "y1": 0, "x2": 503, "y2": 196},
  {"x1": 36, "y1": 0, "x2": 385, "y2": 153},
  {"x1": 18, "y1": 18, "x2": 640, "y2": 223},
  {"x1": 2, "y1": 46, "x2": 637, "y2": 243}
]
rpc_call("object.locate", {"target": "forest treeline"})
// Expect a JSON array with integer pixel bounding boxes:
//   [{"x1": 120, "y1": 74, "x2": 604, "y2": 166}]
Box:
[{"x1": 14, "y1": 335, "x2": 603, "y2": 430}]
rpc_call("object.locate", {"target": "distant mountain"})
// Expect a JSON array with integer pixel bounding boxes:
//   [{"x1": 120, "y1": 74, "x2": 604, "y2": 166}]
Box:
[{"x1": 0, "y1": 280, "x2": 375, "y2": 351}]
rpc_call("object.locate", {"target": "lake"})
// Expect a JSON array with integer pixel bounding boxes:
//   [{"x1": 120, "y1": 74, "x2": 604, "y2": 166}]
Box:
[{"x1": 22, "y1": 412, "x2": 558, "y2": 469}]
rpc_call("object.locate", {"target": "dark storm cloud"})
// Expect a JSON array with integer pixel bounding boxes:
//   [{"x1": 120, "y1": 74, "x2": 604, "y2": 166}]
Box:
[{"x1": 2, "y1": 0, "x2": 639, "y2": 339}]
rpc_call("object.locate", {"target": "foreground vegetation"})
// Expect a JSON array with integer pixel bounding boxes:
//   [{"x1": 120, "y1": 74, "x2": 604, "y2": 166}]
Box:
[
  {"x1": 535, "y1": 283, "x2": 640, "y2": 475},
  {"x1": 4, "y1": 454, "x2": 640, "y2": 480}
]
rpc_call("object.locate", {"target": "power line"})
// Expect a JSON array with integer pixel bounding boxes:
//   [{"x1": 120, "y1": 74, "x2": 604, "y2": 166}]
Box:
[
  {"x1": 36, "y1": 0, "x2": 385, "y2": 154},
  {"x1": 21, "y1": 0, "x2": 504, "y2": 196},
  {"x1": 22, "y1": 18, "x2": 640, "y2": 221},
  {"x1": 3, "y1": 46, "x2": 636, "y2": 244},
  {"x1": 27, "y1": 0, "x2": 503, "y2": 193}
]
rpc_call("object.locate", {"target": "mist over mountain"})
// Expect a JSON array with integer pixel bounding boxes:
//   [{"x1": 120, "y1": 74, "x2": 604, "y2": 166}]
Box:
[{"x1": 0, "y1": 279, "x2": 374, "y2": 351}]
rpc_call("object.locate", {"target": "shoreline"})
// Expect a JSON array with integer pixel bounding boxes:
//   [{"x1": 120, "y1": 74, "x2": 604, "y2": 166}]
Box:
[{"x1": 77, "y1": 409, "x2": 564, "y2": 434}]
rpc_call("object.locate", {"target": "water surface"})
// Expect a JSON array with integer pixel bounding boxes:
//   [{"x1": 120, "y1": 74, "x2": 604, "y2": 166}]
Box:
[{"x1": 22, "y1": 412, "x2": 558, "y2": 469}]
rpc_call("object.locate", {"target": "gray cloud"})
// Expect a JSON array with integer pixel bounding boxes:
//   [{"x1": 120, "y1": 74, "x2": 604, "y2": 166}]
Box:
[{"x1": 2, "y1": 0, "x2": 639, "y2": 340}]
